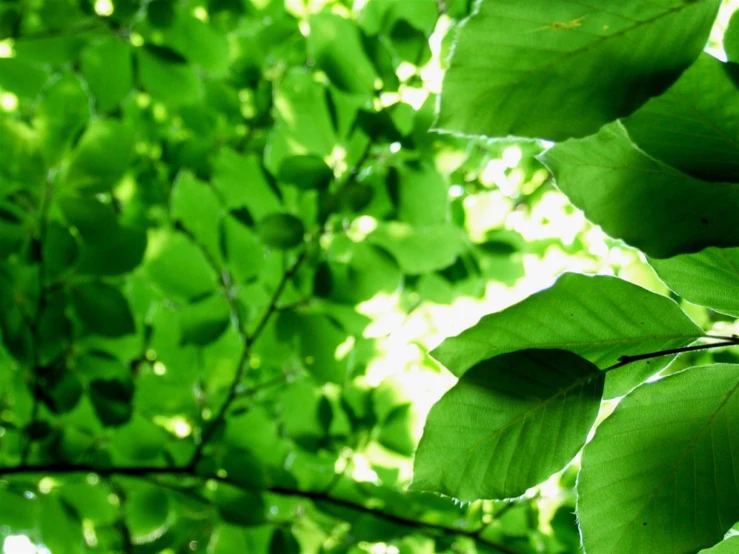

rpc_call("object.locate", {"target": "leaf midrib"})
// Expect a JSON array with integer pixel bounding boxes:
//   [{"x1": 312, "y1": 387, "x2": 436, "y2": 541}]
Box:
[
  {"x1": 466, "y1": 1, "x2": 701, "y2": 93},
  {"x1": 436, "y1": 368, "x2": 602, "y2": 497},
  {"x1": 605, "y1": 378, "x2": 739, "y2": 553}
]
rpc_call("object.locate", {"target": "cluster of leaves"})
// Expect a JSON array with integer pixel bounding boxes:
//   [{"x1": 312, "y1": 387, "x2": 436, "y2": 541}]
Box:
[
  {"x1": 413, "y1": 1, "x2": 739, "y2": 553},
  {"x1": 0, "y1": 0, "x2": 597, "y2": 553}
]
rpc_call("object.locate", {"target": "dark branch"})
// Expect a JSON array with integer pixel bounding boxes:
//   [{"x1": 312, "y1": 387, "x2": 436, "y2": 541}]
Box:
[
  {"x1": 187, "y1": 249, "x2": 308, "y2": 467},
  {"x1": 0, "y1": 463, "x2": 521, "y2": 554},
  {"x1": 605, "y1": 338, "x2": 739, "y2": 372}
]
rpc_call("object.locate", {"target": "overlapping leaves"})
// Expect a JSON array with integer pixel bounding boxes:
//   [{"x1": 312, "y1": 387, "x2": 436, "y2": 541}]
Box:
[
  {"x1": 431, "y1": 273, "x2": 702, "y2": 398},
  {"x1": 413, "y1": 349, "x2": 603, "y2": 500},
  {"x1": 435, "y1": 0, "x2": 720, "y2": 140}
]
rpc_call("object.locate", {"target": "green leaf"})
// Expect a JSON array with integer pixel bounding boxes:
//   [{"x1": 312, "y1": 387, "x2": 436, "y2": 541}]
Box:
[
  {"x1": 724, "y1": 10, "x2": 739, "y2": 63},
  {"x1": 125, "y1": 487, "x2": 171, "y2": 544},
  {"x1": 221, "y1": 449, "x2": 268, "y2": 490},
  {"x1": 271, "y1": 69, "x2": 337, "y2": 160},
  {"x1": 0, "y1": 58, "x2": 48, "y2": 100},
  {"x1": 699, "y1": 536, "x2": 739, "y2": 553},
  {"x1": 0, "y1": 210, "x2": 25, "y2": 261},
  {"x1": 622, "y1": 54, "x2": 739, "y2": 182},
  {"x1": 147, "y1": 0, "x2": 176, "y2": 27},
  {"x1": 146, "y1": 231, "x2": 216, "y2": 301},
  {"x1": 432, "y1": 273, "x2": 703, "y2": 398},
  {"x1": 137, "y1": 44, "x2": 202, "y2": 106},
  {"x1": 180, "y1": 293, "x2": 230, "y2": 346},
  {"x1": 436, "y1": 0, "x2": 720, "y2": 140},
  {"x1": 38, "y1": 290, "x2": 72, "y2": 365},
  {"x1": 308, "y1": 13, "x2": 378, "y2": 95},
  {"x1": 66, "y1": 120, "x2": 135, "y2": 193},
  {"x1": 648, "y1": 247, "x2": 739, "y2": 318},
  {"x1": 221, "y1": 215, "x2": 265, "y2": 282},
  {"x1": 578, "y1": 364, "x2": 739, "y2": 554},
  {"x1": 360, "y1": 0, "x2": 438, "y2": 37},
  {"x1": 212, "y1": 149, "x2": 282, "y2": 219},
  {"x1": 413, "y1": 349, "x2": 603, "y2": 501},
  {"x1": 89, "y1": 378, "x2": 134, "y2": 426},
  {"x1": 215, "y1": 484, "x2": 266, "y2": 526},
  {"x1": 35, "y1": 72, "x2": 90, "y2": 164},
  {"x1": 70, "y1": 281, "x2": 135, "y2": 337},
  {"x1": 0, "y1": 118, "x2": 45, "y2": 185},
  {"x1": 316, "y1": 242, "x2": 402, "y2": 303},
  {"x1": 43, "y1": 222, "x2": 77, "y2": 281},
  {"x1": 171, "y1": 171, "x2": 223, "y2": 261},
  {"x1": 80, "y1": 36, "x2": 133, "y2": 112},
  {"x1": 76, "y1": 225, "x2": 147, "y2": 276},
  {"x1": 396, "y1": 163, "x2": 448, "y2": 226},
  {"x1": 541, "y1": 123, "x2": 739, "y2": 258},
  {"x1": 40, "y1": 495, "x2": 84, "y2": 554},
  {"x1": 369, "y1": 222, "x2": 466, "y2": 275},
  {"x1": 57, "y1": 194, "x2": 118, "y2": 241},
  {"x1": 299, "y1": 314, "x2": 350, "y2": 383},
  {"x1": 38, "y1": 362, "x2": 83, "y2": 414},
  {"x1": 164, "y1": 11, "x2": 230, "y2": 76},
  {"x1": 280, "y1": 379, "x2": 327, "y2": 448},
  {"x1": 362, "y1": 222, "x2": 463, "y2": 275},
  {"x1": 378, "y1": 403, "x2": 418, "y2": 456},
  {"x1": 109, "y1": 415, "x2": 170, "y2": 463},
  {"x1": 60, "y1": 482, "x2": 118, "y2": 525},
  {"x1": 269, "y1": 528, "x2": 301, "y2": 554},
  {"x1": 257, "y1": 213, "x2": 305, "y2": 250},
  {"x1": 279, "y1": 155, "x2": 333, "y2": 190}
]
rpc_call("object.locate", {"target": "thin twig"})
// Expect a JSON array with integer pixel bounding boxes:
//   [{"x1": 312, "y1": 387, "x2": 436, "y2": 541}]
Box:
[
  {"x1": 605, "y1": 339, "x2": 739, "y2": 372},
  {"x1": 187, "y1": 250, "x2": 308, "y2": 467},
  {"x1": 22, "y1": 174, "x2": 54, "y2": 463}
]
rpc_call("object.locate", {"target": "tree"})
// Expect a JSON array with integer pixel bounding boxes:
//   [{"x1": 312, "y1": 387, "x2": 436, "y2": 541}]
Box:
[
  {"x1": 413, "y1": 1, "x2": 739, "y2": 553},
  {"x1": 0, "y1": 0, "x2": 588, "y2": 553},
  {"x1": 0, "y1": 0, "x2": 735, "y2": 553}
]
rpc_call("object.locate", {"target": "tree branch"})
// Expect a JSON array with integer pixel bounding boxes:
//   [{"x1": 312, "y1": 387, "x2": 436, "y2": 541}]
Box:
[
  {"x1": 604, "y1": 337, "x2": 739, "y2": 372},
  {"x1": 0, "y1": 463, "x2": 522, "y2": 554},
  {"x1": 184, "y1": 140, "x2": 373, "y2": 467},
  {"x1": 187, "y1": 249, "x2": 308, "y2": 467},
  {"x1": 22, "y1": 173, "x2": 55, "y2": 464}
]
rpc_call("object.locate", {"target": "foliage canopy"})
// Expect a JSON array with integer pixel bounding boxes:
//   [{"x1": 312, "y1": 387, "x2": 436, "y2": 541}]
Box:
[{"x1": 1, "y1": 1, "x2": 739, "y2": 554}]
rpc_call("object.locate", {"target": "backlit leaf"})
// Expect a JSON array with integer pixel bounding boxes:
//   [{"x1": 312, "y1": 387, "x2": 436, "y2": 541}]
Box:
[
  {"x1": 622, "y1": 54, "x2": 739, "y2": 182},
  {"x1": 432, "y1": 273, "x2": 703, "y2": 398},
  {"x1": 308, "y1": 13, "x2": 378, "y2": 95},
  {"x1": 579, "y1": 365, "x2": 739, "y2": 554},
  {"x1": 80, "y1": 36, "x2": 133, "y2": 112},
  {"x1": 66, "y1": 120, "x2": 134, "y2": 192},
  {"x1": 436, "y1": 0, "x2": 719, "y2": 140},
  {"x1": 541, "y1": 123, "x2": 739, "y2": 258},
  {"x1": 649, "y1": 247, "x2": 739, "y2": 318},
  {"x1": 413, "y1": 349, "x2": 603, "y2": 500}
]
